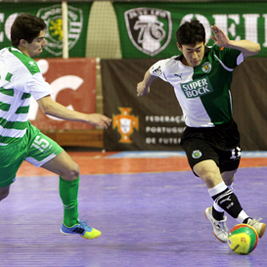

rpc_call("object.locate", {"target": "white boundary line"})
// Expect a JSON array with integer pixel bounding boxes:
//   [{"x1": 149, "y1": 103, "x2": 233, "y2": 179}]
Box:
[{"x1": 107, "y1": 151, "x2": 267, "y2": 158}]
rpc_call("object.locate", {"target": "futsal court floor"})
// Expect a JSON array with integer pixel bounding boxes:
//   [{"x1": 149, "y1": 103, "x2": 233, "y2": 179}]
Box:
[{"x1": 1, "y1": 150, "x2": 267, "y2": 267}]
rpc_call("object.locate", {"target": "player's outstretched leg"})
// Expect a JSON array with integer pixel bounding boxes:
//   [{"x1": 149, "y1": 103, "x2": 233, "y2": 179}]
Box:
[
  {"x1": 205, "y1": 207, "x2": 228, "y2": 243},
  {"x1": 60, "y1": 219, "x2": 101, "y2": 239}
]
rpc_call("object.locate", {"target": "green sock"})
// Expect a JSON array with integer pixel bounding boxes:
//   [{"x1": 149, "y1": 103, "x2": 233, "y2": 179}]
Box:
[{"x1": 59, "y1": 177, "x2": 79, "y2": 227}]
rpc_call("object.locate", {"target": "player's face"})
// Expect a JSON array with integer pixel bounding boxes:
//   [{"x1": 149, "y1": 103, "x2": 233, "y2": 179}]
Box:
[
  {"x1": 24, "y1": 30, "x2": 47, "y2": 58},
  {"x1": 177, "y1": 42, "x2": 206, "y2": 67}
]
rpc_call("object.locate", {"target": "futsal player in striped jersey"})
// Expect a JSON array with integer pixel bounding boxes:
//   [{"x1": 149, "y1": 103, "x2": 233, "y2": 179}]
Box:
[
  {"x1": 137, "y1": 19, "x2": 266, "y2": 243},
  {"x1": 0, "y1": 13, "x2": 111, "y2": 239}
]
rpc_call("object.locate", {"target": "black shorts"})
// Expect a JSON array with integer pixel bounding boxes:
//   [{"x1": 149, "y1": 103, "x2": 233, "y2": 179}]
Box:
[{"x1": 180, "y1": 120, "x2": 241, "y2": 174}]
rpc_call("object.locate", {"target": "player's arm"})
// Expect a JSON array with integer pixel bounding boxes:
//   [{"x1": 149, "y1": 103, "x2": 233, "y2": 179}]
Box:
[
  {"x1": 37, "y1": 95, "x2": 111, "y2": 129},
  {"x1": 211, "y1": 25, "x2": 261, "y2": 58},
  {"x1": 137, "y1": 68, "x2": 158, "y2": 97}
]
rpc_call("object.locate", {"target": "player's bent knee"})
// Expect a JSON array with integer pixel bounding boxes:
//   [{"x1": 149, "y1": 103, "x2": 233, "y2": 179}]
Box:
[
  {"x1": 201, "y1": 171, "x2": 218, "y2": 183},
  {"x1": 194, "y1": 166, "x2": 216, "y2": 180},
  {"x1": 69, "y1": 164, "x2": 80, "y2": 179},
  {"x1": 193, "y1": 161, "x2": 220, "y2": 181},
  {"x1": 194, "y1": 166, "x2": 221, "y2": 187},
  {"x1": 62, "y1": 162, "x2": 80, "y2": 181}
]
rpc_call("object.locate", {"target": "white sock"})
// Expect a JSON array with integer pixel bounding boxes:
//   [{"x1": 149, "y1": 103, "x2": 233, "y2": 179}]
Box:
[
  {"x1": 227, "y1": 182, "x2": 234, "y2": 191},
  {"x1": 213, "y1": 201, "x2": 224, "y2": 213},
  {"x1": 237, "y1": 210, "x2": 249, "y2": 224},
  {"x1": 208, "y1": 182, "x2": 228, "y2": 213},
  {"x1": 208, "y1": 181, "x2": 228, "y2": 198}
]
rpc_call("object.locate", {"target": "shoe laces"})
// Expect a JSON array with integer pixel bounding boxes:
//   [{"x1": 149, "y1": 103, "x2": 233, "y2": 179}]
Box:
[
  {"x1": 216, "y1": 220, "x2": 228, "y2": 231},
  {"x1": 78, "y1": 218, "x2": 93, "y2": 231},
  {"x1": 249, "y1": 218, "x2": 263, "y2": 226}
]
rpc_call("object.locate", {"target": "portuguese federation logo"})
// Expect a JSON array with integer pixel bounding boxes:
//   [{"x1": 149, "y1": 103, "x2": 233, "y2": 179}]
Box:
[
  {"x1": 37, "y1": 4, "x2": 83, "y2": 56},
  {"x1": 124, "y1": 7, "x2": 172, "y2": 56},
  {"x1": 113, "y1": 107, "x2": 139, "y2": 143}
]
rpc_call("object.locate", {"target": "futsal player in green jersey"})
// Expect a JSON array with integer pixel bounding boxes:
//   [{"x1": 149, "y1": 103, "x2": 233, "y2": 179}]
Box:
[
  {"x1": 137, "y1": 19, "x2": 266, "y2": 243},
  {"x1": 0, "y1": 13, "x2": 111, "y2": 239}
]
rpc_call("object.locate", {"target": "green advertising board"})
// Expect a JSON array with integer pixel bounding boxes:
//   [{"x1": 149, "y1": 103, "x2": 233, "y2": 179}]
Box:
[
  {"x1": 113, "y1": 2, "x2": 267, "y2": 58},
  {"x1": 0, "y1": 2, "x2": 92, "y2": 57}
]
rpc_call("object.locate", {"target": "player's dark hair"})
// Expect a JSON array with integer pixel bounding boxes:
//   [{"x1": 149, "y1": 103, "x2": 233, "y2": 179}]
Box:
[
  {"x1": 11, "y1": 13, "x2": 47, "y2": 47},
  {"x1": 176, "y1": 19, "x2": 205, "y2": 46}
]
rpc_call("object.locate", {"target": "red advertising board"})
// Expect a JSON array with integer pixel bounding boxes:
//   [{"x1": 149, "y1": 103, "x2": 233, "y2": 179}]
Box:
[{"x1": 29, "y1": 58, "x2": 96, "y2": 130}]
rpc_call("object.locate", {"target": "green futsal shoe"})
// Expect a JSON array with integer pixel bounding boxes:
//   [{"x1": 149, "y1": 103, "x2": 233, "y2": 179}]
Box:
[{"x1": 60, "y1": 219, "x2": 101, "y2": 239}]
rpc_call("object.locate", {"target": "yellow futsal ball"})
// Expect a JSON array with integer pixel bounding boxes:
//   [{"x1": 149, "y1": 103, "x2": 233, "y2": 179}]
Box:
[{"x1": 228, "y1": 224, "x2": 258, "y2": 255}]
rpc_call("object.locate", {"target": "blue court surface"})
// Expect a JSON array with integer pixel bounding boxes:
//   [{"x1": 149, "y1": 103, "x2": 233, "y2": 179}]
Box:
[{"x1": 0, "y1": 152, "x2": 266, "y2": 267}]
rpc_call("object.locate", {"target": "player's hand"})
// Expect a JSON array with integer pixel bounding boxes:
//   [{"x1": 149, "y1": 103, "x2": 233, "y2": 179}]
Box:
[
  {"x1": 137, "y1": 82, "x2": 150, "y2": 97},
  {"x1": 87, "y1": 114, "x2": 112, "y2": 129},
  {"x1": 211, "y1": 25, "x2": 230, "y2": 47}
]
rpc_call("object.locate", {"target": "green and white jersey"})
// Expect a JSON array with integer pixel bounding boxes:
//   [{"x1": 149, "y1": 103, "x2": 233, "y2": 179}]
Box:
[
  {"x1": 0, "y1": 47, "x2": 53, "y2": 145},
  {"x1": 150, "y1": 45, "x2": 244, "y2": 127}
]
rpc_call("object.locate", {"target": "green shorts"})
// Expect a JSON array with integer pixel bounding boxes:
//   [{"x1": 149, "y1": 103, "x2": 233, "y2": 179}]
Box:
[{"x1": 0, "y1": 122, "x2": 63, "y2": 187}]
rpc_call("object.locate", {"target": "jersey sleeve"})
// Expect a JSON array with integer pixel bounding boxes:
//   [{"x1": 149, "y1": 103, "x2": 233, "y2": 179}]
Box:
[
  {"x1": 212, "y1": 45, "x2": 244, "y2": 69},
  {"x1": 25, "y1": 72, "x2": 53, "y2": 101},
  {"x1": 150, "y1": 59, "x2": 169, "y2": 82}
]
